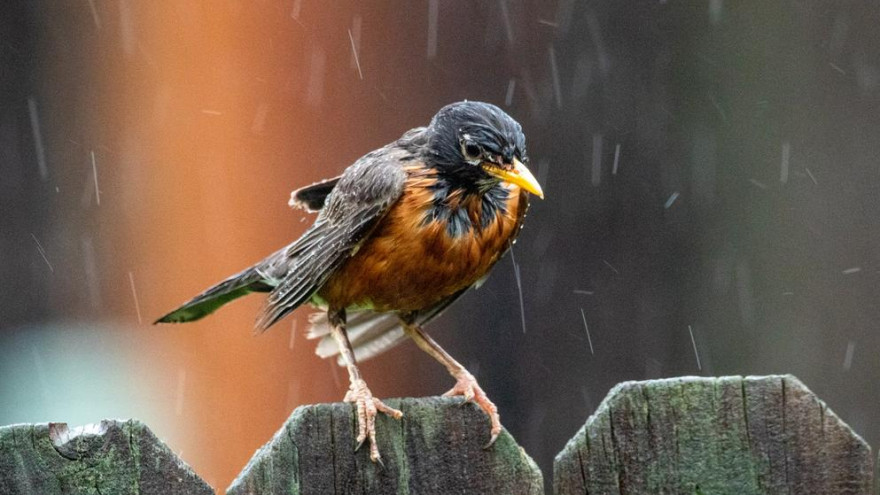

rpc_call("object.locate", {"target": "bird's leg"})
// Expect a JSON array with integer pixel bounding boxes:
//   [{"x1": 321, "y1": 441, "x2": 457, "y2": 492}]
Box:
[
  {"x1": 328, "y1": 309, "x2": 402, "y2": 462},
  {"x1": 400, "y1": 316, "x2": 502, "y2": 448}
]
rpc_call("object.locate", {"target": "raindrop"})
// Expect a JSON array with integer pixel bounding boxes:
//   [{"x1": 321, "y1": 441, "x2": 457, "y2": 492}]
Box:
[
  {"x1": 708, "y1": 0, "x2": 723, "y2": 25},
  {"x1": 829, "y1": 62, "x2": 846, "y2": 75},
  {"x1": 602, "y1": 259, "x2": 618, "y2": 274},
  {"x1": 128, "y1": 271, "x2": 142, "y2": 324},
  {"x1": 590, "y1": 133, "x2": 602, "y2": 186},
  {"x1": 843, "y1": 341, "x2": 855, "y2": 370},
  {"x1": 498, "y1": 0, "x2": 513, "y2": 44},
  {"x1": 118, "y1": 0, "x2": 136, "y2": 57},
  {"x1": 780, "y1": 142, "x2": 790, "y2": 184},
  {"x1": 504, "y1": 79, "x2": 516, "y2": 106},
  {"x1": 688, "y1": 325, "x2": 702, "y2": 371},
  {"x1": 305, "y1": 47, "x2": 326, "y2": 107},
  {"x1": 348, "y1": 16, "x2": 364, "y2": 80},
  {"x1": 548, "y1": 47, "x2": 562, "y2": 109},
  {"x1": 579, "y1": 308, "x2": 594, "y2": 355},
  {"x1": 27, "y1": 97, "x2": 48, "y2": 180},
  {"x1": 91, "y1": 150, "x2": 100, "y2": 206},
  {"x1": 87, "y1": 0, "x2": 101, "y2": 29},
  {"x1": 289, "y1": 319, "x2": 297, "y2": 350},
  {"x1": 252, "y1": 103, "x2": 270, "y2": 134},
  {"x1": 510, "y1": 248, "x2": 527, "y2": 334},
  {"x1": 611, "y1": 143, "x2": 620, "y2": 175},
  {"x1": 30, "y1": 233, "x2": 53, "y2": 273},
  {"x1": 81, "y1": 236, "x2": 102, "y2": 309},
  {"x1": 805, "y1": 168, "x2": 818, "y2": 185},
  {"x1": 748, "y1": 178, "x2": 768, "y2": 190},
  {"x1": 427, "y1": 0, "x2": 439, "y2": 59},
  {"x1": 290, "y1": 0, "x2": 303, "y2": 20}
]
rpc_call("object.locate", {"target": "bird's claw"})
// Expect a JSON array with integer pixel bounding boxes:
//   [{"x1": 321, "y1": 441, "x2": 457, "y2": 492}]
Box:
[
  {"x1": 344, "y1": 379, "x2": 403, "y2": 462},
  {"x1": 443, "y1": 371, "x2": 502, "y2": 449}
]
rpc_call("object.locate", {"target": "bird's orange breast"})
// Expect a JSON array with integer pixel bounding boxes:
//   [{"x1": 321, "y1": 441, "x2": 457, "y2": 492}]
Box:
[{"x1": 317, "y1": 167, "x2": 527, "y2": 312}]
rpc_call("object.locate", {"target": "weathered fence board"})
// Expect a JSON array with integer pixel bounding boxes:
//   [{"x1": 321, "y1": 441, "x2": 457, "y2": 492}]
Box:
[
  {"x1": 2, "y1": 376, "x2": 871, "y2": 494},
  {"x1": 0, "y1": 419, "x2": 212, "y2": 495},
  {"x1": 226, "y1": 396, "x2": 543, "y2": 495},
  {"x1": 554, "y1": 375, "x2": 873, "y2": 494}
]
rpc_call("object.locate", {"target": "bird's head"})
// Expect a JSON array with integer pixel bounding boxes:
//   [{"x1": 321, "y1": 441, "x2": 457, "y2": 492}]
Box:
[{"x1": 424, "y1": 101, "x2": 544, "y2": 199}]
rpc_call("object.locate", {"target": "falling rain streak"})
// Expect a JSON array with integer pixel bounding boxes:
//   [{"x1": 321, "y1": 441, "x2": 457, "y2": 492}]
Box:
[
  {"x1": 579, "y1": 308, "x2": 594, "y2": 355},
  {"x1": 805, "y1": 168, "x2": 818, "y2": 185},
  {"x1": 305, "y1": 48, "x2": 326, "y2": 107},
  {"x1": 499, "y1": 0, "x2": 513, "y2": 44},
  {"x1": 780, "y1": 142, "x2": 790, "y2": 184},
  {"x1": 664, "y1": 192, "x2": 679, "y2": 209},
  {"x1": 749, "y1": 178, "x2": 768, "y2": 190},
  {"x1": 510, "y1": 248, "x2": 527, "y2": 334},
  {"x1": 426, "y1": 0, "x2": 439, "y2": 59},
  {"x1": 27, "y1": 97, "x2": 48, "y2": 180},
  {"x1": 549, "y1": 47, "x2": 562, "y2": 109},
  {"x1": 505, "y1": 79, "x2": 516, "y2": 106},
  {"x1": 91, "y1": 151, "x2": 100, "y2": 206},
  {"x1": 128, "y1": 271, "x2": 142, "y2": 324},
  {"x1": 81, "y1": 236, "x2": 102, "y2": 309},
  {"x1": 252, "y1": 103, "x2": 269, "y2": 134},
  {"x1": 86, "y1": 0, "x2": 101, "y2": 29},
  {"x1": 591, "y1": 134, "x2": 602, "y2": 186},
  {"x1": 688, "y1": 325, "x2": 701, "y2": 371},
  {"x1": 612, "y1": 143, "x2": 620, "y2": 175},
  {"x1": 289, "y1": 319, "x2": 297, "y2": 350},
  {"x1": 708, "y1": 0, "x2": 723, "y2": 25},
  {"x1": 843, "y1": 341, "x2": 855, "y2": 370},
  {"x1": 30, "y1": 233, "x2": 53, "y2": 273},
  {"x1": 602, "y1": 259, "x2": 618, "y2": 274},
  {"x1": 348, "y1": 16, "x2": 363, "y2": 80},
  {"x1": 348, "y1": 31, "x2": 363, "y2": 80}
]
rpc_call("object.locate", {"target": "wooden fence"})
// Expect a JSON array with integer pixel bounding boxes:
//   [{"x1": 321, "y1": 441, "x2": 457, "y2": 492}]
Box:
[{"x1": 0, "y1": 375, "x2": 873, "y2": 494}]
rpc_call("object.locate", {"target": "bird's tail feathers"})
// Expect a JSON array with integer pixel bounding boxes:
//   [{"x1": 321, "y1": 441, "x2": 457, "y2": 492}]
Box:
[
  {"x1": 154, "y1": 266, "x2": 271, "y2": 324},
  {"x1": 307, "y1": 311, "x2": 407, "y2": 364}
]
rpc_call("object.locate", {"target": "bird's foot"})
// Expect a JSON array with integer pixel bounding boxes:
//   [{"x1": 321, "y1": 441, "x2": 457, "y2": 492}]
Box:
[
  {"x1": 344, "y1": 378, "x2": 403, "y2": 462},
  {"x1": 443, "y1": 371, "x2": 502, "y2": 448}
]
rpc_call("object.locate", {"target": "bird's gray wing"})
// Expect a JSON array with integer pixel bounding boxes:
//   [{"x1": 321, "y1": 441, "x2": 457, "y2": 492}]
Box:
[
  {"x1": 288, "y1": 176, "x2": 341, "y2": 212},
  {"x1": 254, "y1": 146, "x2": 408, "y2": 331}
]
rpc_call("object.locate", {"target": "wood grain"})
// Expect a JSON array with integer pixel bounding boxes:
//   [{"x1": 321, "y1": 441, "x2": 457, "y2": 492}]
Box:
[
  {"x1": 554, "y1": 375, "x2": 873, "y2": 494},
  {"x1": 227, "y1": 396, "x2": 543, "y2": 495},
  {"x1": 0, "y1": 419, "x2": 212, "y2": 495}
]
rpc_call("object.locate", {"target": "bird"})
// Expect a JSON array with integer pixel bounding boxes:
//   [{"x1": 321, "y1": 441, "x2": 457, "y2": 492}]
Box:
[{"x1": 155, "y1": 101, "x2": 543, "y2": 462}]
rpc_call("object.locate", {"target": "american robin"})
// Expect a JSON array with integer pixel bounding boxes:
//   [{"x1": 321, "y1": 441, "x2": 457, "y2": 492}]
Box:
[{"x1": 156, "y1": 101, "x2": 543, "y2": 462}]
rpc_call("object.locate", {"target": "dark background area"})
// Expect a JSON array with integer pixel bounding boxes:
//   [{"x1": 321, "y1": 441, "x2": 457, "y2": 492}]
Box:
[{"x1": 2, "y1": 1, "x2": 879, "y2": 490}]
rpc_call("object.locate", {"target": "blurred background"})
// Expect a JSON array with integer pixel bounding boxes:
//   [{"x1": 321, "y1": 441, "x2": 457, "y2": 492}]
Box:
[{"x1": 2, "y1": 0, "x2": 879, "y2": 490}]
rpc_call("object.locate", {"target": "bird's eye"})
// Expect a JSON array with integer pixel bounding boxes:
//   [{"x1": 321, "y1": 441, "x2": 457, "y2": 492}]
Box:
[{"x1": 462, "y1": 141, "x2": 482, "y2": 162}]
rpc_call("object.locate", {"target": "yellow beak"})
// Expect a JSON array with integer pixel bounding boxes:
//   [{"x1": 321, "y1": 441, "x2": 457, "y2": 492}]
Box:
[{"x1": 482, "y1": 158, "x2": 544, "y2": 199}]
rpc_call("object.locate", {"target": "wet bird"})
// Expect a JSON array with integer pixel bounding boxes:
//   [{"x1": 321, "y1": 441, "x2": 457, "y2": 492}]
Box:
[{"x1": 156, "y1": 101, "x2": 543, "y2": 462}]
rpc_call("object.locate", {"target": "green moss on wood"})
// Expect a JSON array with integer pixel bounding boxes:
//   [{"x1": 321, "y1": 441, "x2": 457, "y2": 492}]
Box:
[
  {"x1": 554, "y1": 375, "x2": 873, "y2": 495},
  {"x1": 0, "y1": 419, "x2": 212, "y2": 495},
  {"x1": 227, "y1": 396, "x2": 543, "y2": 495}
]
